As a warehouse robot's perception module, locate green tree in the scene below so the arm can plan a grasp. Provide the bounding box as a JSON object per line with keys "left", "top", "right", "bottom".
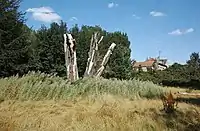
{"left": 102, "top": 32, "right": 132, "bottom": 79}
{"left": 70, "top": 25, "right": 105, "bottom": 77}
{"left": 34, "top": 21, "right": 67, "bottom": 76}
{"left": 27, "top": 29, "right": 42, "bottom": 71}
{"left": 187, "top": 52, "right": 200, "bottom": 68}
{"left": 187, "top": 52, "right": 200, "bottom": 80}
{"left": 0, "top": 0, "right": 31, "bottom": 77}
{"left": 133, "top": 52, "right": 200, "bottom": 89}
{"left": 69, "top": 25, "right": 132, "bottom": 79}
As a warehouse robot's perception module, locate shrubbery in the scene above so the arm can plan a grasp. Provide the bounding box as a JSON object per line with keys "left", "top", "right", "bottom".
{"left": 133, "top": 53, "right": 200, "bottom": 89}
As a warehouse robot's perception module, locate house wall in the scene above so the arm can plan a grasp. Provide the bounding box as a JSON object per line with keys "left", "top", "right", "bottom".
{"left": 134, "top": 66, "right": 154, "bottom": 72}
{"left": 134, "top": 65, "right": 166, "bottom": 72}
{"left": 157, "top": 65, "right": 167, "bottom": 70}
{"left": 133, "top": 58, "right": 168, "bottom": 72}
{"left": 142, "top": 67, "right": 147, "bottom": 72}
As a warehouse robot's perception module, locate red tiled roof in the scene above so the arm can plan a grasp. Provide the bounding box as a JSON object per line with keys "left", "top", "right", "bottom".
{"left": 133, "top": 58, "right": 156, "bottom": 67}
{"left": 133, "top": 61, "right": 155, "bottom": 67}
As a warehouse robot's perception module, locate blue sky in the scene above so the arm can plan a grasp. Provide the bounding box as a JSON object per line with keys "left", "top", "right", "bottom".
{"left": 20, "top": 0, "right": 200, "bottom": 65}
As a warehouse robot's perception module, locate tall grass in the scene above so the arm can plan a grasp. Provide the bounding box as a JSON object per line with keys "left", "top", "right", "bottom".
{"left": 1, "top": 72, "right": 200, "bottom": 131}
{"left": 0, "top": 71, "right": 166, "bottom": 101}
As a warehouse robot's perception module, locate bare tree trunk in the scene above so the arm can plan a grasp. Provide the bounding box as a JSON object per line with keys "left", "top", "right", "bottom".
{"left": 73, "top": 50, "right": 79, "bottom": 80}
{"left": 95, "top": 43, "right": 116, "bottom": 77}
{"left": 64, "top": 31, "right": 116, "bottom": 82}
{"left": 63, "top": 34, "right": 70, "bottom": 78}
{"left": 84, "top": 32, "right": 103, "bottom": 77}
{"left": 63, "top": 33, "right": 79, "bottom": 82}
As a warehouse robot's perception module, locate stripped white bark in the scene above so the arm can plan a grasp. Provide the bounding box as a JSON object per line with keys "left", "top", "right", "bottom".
{"left": 87, "top": 33, "right": 97, "bottom": 75}
{"left": 95, "top": 43, "right": 116, "bottom": 77}
{"left": 73, "top": 51, "right": 79, "bottom": 80}
{"left": 63, "top": 33, "right": 79, "bottom": 82}
{"left": 64, "top": 31, "right": 116, "bottom": 81}
{"left": 84, "top": 34, "right": 94, "bottom": 76}
{"left": 63, "top": 34, "right": 70, "bottom": 78}
{"left": 84, "top": 32, "right": 103, "bottom": 77}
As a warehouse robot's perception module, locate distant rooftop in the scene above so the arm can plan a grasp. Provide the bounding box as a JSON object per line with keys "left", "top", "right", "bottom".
{"left": 133, "top": 58, "right": 156, "bottom": 67}
{"left": 133, "top": 57, "right": 168, "bottom": 67}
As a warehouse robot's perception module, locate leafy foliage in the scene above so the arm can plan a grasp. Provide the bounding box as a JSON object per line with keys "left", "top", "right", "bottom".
{"left": 133, "top": 52, "right": 200, "bottom": 89}
{"left": 32, "top": 21, "right": 68, "bottom": 77}
{"left": 0, "top": 0, "right": 132, "bottom": 80}
{"left": 68, "top": 25, "right": 132, "bottom": 79}
{"left": 1, "top": 0, "right": 200, "bottom": 89}
{"left": 0, "top": 0, "right": 31, "bottom": 77}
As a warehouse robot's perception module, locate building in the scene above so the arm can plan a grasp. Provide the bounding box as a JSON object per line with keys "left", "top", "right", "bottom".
{"left": 133, "top": 57, "right": 168, "bottom": 72}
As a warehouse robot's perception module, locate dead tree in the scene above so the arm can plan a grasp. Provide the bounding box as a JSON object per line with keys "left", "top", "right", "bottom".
{"left": 95, "top": 43, "right": 116, "bottom": 77}
{"left": 63, "top": 33, "right": 79, "bottom": 82}
{"left": 64, "top": 32, "right": 116, "bottom": 82}
{"left": 84, "top": 32, "right": 103, "bottom": 77}
{"left": 84, "top": 32, "right": 116, "bottom": 77}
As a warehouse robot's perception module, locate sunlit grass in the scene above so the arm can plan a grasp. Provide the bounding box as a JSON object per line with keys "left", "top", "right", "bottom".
{"left": 0, "top": 95, "right": 200, "bottom": 131}
{"left": 0, "top": 71, "right": 166, "bottom": 101}
{"left": 0, "top": 71, "right": 200, "bottom": 131}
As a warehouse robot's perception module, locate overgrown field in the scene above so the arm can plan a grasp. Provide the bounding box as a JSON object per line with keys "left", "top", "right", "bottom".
{"left": 0, "top": 72, "right": 165, "bottom": 101}
{"left": 0, "top": 72, "right": 200, "bottom": 131}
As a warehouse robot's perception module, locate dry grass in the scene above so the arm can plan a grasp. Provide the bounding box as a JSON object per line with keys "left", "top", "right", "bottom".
{"left": 165, "top": 86, "right": 200, "bottom": 94}
{"left": 0, "top": 94, "right": 200, "bottom": 131}
{"left": 0, "top": 72, "right": 200, "bottom": 131}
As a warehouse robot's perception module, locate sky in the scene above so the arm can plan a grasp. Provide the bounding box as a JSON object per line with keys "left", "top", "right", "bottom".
{"left": 19, "top": 0, "right": 200, "bottom": 65}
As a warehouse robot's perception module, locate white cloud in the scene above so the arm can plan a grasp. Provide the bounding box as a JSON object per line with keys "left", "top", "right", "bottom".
{"left": 26, "top": 7, "right": 61, "bottom": 23}
{"left": 108, "top": 2, "right": 119, "bottom": 8}
{"left": 168, "top": 28, "right": 194, "bottom": 36}
{"left": 150, "top": 11, "right": 166, "bottom": 17}
{"left": 69, "top": 17, "right": 78, "bottom": 21}
{"left": 132, "top": 14, "right": 141, "bottom": 19}
{"left": 168, "top": 29, "right": 182, "bottom": 36}
{"left": 185, "top": 28, "right": 194, "bottom": 33}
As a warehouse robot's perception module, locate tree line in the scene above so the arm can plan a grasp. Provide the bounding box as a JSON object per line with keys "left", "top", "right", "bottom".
{"left": 1, "top": 0, "right": 200, "bottom": 89}
{"left": 133, "top": 52, "right": 200, "bottom": 89}
{"left": 0, "top": 0, "right": 132, "bottom": 79}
